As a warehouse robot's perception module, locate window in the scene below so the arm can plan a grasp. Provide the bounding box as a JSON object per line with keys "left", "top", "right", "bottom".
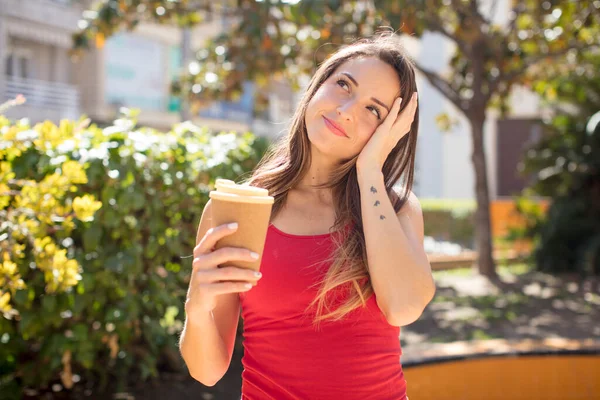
{"left": 6, "top": 50, "right": 33, "bottom": 79}
{"left": 6, "top": 55, "right": 13, "bottom": 76}
{"left": 19, "top": 56, "right": 29, "bottom": 78}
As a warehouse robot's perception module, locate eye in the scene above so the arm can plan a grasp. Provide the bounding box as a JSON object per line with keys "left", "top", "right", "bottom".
{"left": 367, "top": 105, "right": 382, "bottom": 120}
{"left": 336, "top": 79, "right": 350, "bottom": 92}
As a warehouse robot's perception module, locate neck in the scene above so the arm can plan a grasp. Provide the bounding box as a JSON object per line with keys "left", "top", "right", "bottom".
{"left": 295, "top": 145, "right": 337, "bottom": 204}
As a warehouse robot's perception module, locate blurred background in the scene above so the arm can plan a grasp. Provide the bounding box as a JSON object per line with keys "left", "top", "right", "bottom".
{"left": 1, "top": 0, "right": 599, "bottom": 399}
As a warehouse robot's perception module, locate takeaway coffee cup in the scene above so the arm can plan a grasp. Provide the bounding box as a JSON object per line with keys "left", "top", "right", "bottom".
{"left": 209, "top": 179, "right": 274, "bottom": 271}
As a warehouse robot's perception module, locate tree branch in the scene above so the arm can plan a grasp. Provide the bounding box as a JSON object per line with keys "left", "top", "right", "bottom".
{"left": 413, "top": 62, "right": 468, "bottom": 113}
{"left": 184, "top": 2, "right": 242, "bottom": 18}
{"left": 489, "top": 41, "right": 600, "bottom": 98}
{"left": 449, "top": 0, "right": 470, "bottom": 14}
{"left": 508, "top": 0, "right": 525, "bottom": 33}
{"left": 484, "top": 0, "right": 524, "bottom": 103}
{"left": 423, "top": 15, "right": 471, "bottom": 56}
{"left": 463, "top": 0, "right": 492, "bottom": 27}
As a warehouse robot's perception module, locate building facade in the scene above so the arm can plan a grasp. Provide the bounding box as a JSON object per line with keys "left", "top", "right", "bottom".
{"left": 0, "top": 0, "right": 278, "bottom": 134}
{"left": 0, "top": 0, "right": 82, "bottom": 121}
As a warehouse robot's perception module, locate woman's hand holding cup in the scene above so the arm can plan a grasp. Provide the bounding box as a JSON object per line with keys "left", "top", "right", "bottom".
{"left": 185, "top": 222, "right": 262, "bottom": 319}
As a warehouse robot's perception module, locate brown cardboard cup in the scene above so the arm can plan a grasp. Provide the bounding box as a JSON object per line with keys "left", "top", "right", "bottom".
{"left": 209, "top": 181, "right": 274, "bottom": 271}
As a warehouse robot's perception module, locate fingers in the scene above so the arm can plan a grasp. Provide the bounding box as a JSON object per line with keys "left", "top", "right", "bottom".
{"left": 410, "top": 92, "right": 418, "bottom": 114}
{"left": 394, "top": 92, "right": 418, "bottom": 134}
{"left": 194, "top": 222, "right": 239, "bottom": 257}
{"left": 196, "top": 265, "right": 262, "bottom": 284}
{"left": 199, "top": 281, "right": 255, "bottom": 296}
{"left": 193, "top": 247, "right": 259, "bottom": 271}
{"left": 403, "top": 92, "right": 418, "bottom": 122}
{"left": 384, "top": 97, "right": 403, "bottom": 129}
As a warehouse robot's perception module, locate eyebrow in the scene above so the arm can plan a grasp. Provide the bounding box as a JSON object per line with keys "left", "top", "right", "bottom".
{"left": 341, "top": 72, "right": 390, "bottom": 112}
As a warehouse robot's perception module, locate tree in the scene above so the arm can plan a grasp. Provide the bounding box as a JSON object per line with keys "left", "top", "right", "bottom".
{"left": 73, "top": 0, "right": 600, "bottom": 279}
{"left": 517, "top": 52, "right": 600, "bottom": 276}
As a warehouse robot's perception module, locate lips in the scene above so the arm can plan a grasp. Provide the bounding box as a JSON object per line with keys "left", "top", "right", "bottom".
{"left": 323, "top": 116, "right": 348, "bottom": 138}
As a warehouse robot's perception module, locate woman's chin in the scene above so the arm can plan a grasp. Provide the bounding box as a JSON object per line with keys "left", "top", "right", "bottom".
{"left": 308, "top": 135, "right": 335, "bottom": 156}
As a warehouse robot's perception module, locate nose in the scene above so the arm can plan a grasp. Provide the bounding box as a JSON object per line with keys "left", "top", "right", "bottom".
{"left": 336, "top": 100, "right": 356, "bottom": 121}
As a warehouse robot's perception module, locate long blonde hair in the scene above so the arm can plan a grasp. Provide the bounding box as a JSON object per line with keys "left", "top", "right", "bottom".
{"left": 245, "top": 33, "right": 419, "bottom": 325}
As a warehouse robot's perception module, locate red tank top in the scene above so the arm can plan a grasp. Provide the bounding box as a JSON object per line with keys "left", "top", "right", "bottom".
{"left": 239, "top": 224, "right": 407, "bottom": 399}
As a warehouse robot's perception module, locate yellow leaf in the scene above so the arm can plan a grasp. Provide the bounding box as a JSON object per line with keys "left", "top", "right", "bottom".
{"left": 3, "top": 126, "right": 18, "bottom": 141}
{"left": 72, "top": 195, "right": 102, "bottom": 222}
{"left": 546, "top": 86, "right": 557, "bottom": 101}
{"left": 61, "top": 160, "right": 88, "bottom": 184}
{"left": 0, "top": 183, "right": 10, "bottom": 208}
{"left": 0, "top": 291, "right": 10, "bottom": 310}
{"left": 0, "top": 260, "right": 17, "bottom": 275}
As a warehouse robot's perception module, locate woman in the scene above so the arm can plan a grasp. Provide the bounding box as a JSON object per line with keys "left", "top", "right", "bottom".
{"left": 181, "top": 33, "right": 436, "bottom": 399}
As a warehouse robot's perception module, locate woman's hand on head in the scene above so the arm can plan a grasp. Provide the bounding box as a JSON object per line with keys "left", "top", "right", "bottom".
{"left": 185, "top": 223, "right": 262, "bottom": 319}
{"left": 356, "top": 92, "right": 418, "bottom": 173}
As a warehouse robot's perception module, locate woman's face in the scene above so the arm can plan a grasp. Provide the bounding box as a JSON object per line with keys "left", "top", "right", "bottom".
{"left": 305, "top": 56, "right": 401, "bottom": 162}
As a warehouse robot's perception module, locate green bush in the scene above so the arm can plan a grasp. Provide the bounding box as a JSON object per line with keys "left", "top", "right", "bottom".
{"left": 420, "top": 200, "right": 475, "bottom": 249}
{"left": 517, "top": 111, "right": 600, "bottom": 275}
{"left": 517, "top": 53, "right": 600, "bottom": 276}
{"left": 0, "top": 109, "right": 267, "bottom": 397}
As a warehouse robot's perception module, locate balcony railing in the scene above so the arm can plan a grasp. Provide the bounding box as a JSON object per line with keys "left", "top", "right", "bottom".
{"left": 3, "top": 76, "right": 80, "bottom": 119}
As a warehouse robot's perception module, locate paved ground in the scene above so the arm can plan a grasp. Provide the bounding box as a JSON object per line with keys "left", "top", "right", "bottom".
{"left": 401, "top": 266, "right": 600, "bottom": 353}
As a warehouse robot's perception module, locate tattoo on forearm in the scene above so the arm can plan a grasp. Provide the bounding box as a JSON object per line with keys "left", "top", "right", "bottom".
{"left": 369, "top": 186, "right": 384, "bottom": 219}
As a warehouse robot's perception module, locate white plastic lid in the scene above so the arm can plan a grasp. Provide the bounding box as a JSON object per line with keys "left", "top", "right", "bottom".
{"left": 209, "top": 190, "right": 274, "bottom": 204}
{"left": 214, "top": 180, "right": 269, "bottom": 197}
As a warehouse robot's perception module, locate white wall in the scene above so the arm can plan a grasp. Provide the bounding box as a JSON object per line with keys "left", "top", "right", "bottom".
{"left": 441, "top": 111, "right": 476, "bottom": 199}
{"left": 405, "top": 32, "right": 448, "bottom": 198}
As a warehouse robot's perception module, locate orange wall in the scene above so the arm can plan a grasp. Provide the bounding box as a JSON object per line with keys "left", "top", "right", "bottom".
{"left": 404, "top": 355, "right": 600, "bottom": 400}
{"left": 490, "top": 199, "right": 549, "bottom": 240}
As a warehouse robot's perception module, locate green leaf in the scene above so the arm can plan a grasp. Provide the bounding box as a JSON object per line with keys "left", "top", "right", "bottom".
{"left": 73, "top": 323, "right": 88, "bottom": 342}
{"left": 13, "top": 288, "right": 30, "bottom": 307}
{"left": 41, "top": 295, "right": 57, "bottom": 313}
{"left": 18, "top": 311, "right": 38, "bottom": 339}
{"left": 83, "top": 222, "right": 103, "bottom": 253}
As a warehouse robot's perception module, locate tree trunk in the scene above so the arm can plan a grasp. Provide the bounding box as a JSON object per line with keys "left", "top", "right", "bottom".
{"left": 469, "top": 114, "right": 498, "bottom": 279}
